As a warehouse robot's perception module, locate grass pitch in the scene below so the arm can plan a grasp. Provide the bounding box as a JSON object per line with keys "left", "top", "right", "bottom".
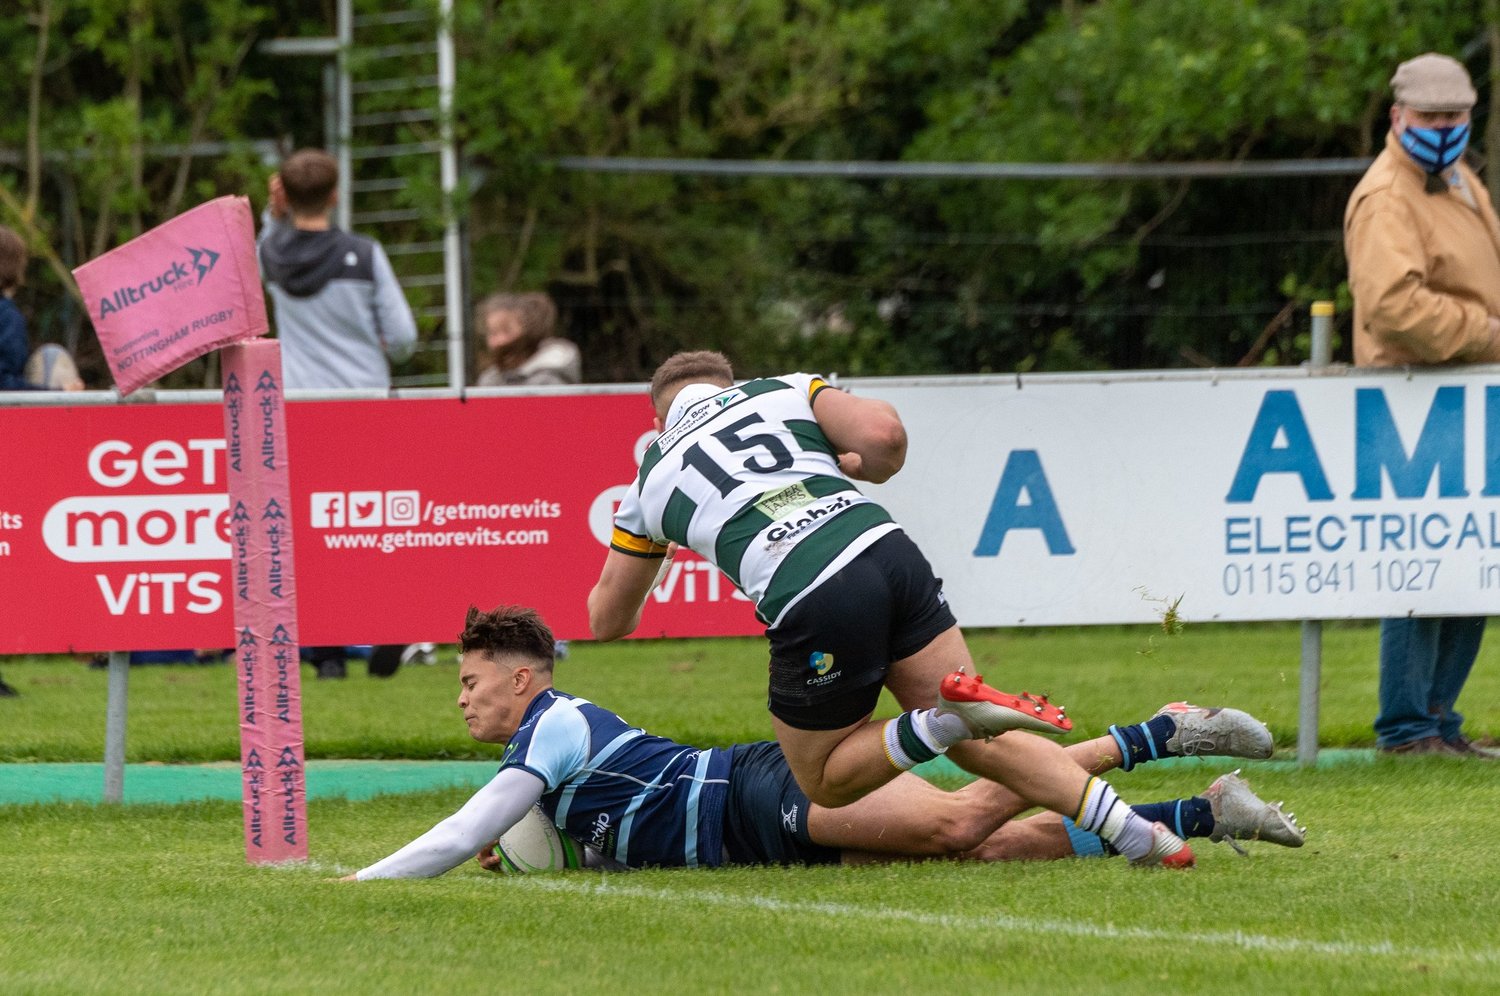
{"left": 4, "top": 621, "right": 1500, "bottom": 993}
{"left": 5, "top": 764, "right": 1498, "bottom": 994}
{"left": 6, "top": 620, "right": 1498, "bottom": 763}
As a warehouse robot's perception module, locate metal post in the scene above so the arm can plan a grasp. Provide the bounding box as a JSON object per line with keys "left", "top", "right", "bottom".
{"left": 438, "top": 0, "right": 465, "bottom": 389}
{"left": 1297, "top": 621, "right": 1322, "bottom": 767}
{"left": 1309, "top": 300, "right": 1334, "bottom": 366}
{"left": 335, "top": 0, "right": 353, "bottom": 233}
{"left": 322, "top": 63, "right": 339, "bottom": 161}
{"left": 103, "top": 651, "right": 129, "bottom": 802}
{"left": 1298, "top": 300, "right": 1335, "bottom": 766}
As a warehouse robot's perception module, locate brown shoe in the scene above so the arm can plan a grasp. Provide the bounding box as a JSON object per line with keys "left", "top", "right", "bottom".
{"left": 1444, "top": 736, "right": 1500, "bottom": 760}
{"left": 1379, "top": 736, "right": 1455, "bottom": 755}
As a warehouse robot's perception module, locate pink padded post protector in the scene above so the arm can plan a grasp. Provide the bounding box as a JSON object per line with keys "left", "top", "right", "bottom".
{"left": 73, "top": 195, "right": 268, "bottom": 395}
{"left": 222, "top": 340, "right": 307, "bottom": 863}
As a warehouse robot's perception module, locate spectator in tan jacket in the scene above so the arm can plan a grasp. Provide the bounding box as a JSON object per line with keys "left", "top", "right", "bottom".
{"left": 1344, "top": 52, "right": 1500, "bottom": 758}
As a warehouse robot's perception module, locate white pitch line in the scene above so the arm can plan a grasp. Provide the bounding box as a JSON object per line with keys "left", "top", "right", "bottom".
{"left": 505, "top": 875, "right": 1500, "bottom": 966}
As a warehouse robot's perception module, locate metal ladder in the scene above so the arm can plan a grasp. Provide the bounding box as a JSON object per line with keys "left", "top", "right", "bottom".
{"left": 265, "top": 0, "right": 466, "bottom": 388}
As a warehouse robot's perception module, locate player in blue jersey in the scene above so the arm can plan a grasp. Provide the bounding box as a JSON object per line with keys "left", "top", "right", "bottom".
{"left": 345, "top": 606, "right": 1303, "bottom": 880}
{"left": 588, "top": 352, "right": 1193, "bottom": 865}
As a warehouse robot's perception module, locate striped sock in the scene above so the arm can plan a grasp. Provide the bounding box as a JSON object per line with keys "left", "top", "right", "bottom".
{"left": 1073, "top": 776, "right": 1154, "bottom": 861}
{"left": 882, "top": 710, "right": 958, "bottom": 770}
{"left": 1107, "top": 714, "right": 1176, "bottom": 771}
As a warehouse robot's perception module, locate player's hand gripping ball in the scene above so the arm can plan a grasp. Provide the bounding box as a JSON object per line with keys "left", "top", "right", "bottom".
{"left": 490, "top": 805, "right": 583, "bottom": 873}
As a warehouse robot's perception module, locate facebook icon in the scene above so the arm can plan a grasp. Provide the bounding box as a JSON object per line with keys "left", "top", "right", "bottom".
{"left": 309, "top": 492, "right": 346, "bottom": 528}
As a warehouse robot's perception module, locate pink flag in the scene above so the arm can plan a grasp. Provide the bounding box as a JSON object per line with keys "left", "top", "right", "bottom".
{"left": 72, "top": 195, "right": 268, "bottom": 395}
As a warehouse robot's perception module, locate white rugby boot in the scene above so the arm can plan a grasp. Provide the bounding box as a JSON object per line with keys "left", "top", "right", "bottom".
{"left": 1153, "top": 702, "right": 1274, "bottom": 759}
{"left": 1204, "top": 769, "right": 1307, "bottom": 853}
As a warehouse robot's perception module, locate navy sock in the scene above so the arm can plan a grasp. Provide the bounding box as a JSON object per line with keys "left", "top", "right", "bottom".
{"left": 1129, "top": 797, "right": 1214, "bottom": 839}
{"left": 1107, "top": 714, "right": 1178, "bottom": 771}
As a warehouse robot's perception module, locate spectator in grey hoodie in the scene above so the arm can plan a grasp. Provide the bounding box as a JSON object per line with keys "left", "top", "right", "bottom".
{"left": 258, "top": 150, "right": 419, "bottom": 680}
{"left": 258, "top": 149, "right": 417, "bottom": 391}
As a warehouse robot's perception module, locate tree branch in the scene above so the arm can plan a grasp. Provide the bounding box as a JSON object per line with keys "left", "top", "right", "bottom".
{"left": 501, "top": 205, "right": 539, "bottom": 289}
{"left": 25, "top": 0, "right": 53, "bottom": 222}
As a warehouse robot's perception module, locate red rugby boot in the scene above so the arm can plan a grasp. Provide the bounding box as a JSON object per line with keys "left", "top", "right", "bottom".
{"left": 936, "top": 671, "right": 1072, "bottom": 738}
{"left": 1131, "top": 821, "right": 1197, "bottom": 869}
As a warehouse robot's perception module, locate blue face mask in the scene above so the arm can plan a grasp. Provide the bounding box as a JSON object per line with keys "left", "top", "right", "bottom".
{"left": 1400, "top": 121, "right": 1470, "bottom": 173}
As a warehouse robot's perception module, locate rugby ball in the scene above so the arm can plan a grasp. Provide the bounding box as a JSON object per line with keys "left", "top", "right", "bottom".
{"left": 493, "top": 805, "right": 583, "bottom": 874}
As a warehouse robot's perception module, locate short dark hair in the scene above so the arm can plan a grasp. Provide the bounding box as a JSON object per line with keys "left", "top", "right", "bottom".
{"left": 0, "top": 225, "right": 27, "bottom": 294}
{"left": 649, "top": 350, "right": 734, "bottom": 417}
{"left": 459, "top": 604, "right": 556, "bottom": 674}
{"left": 279, "top": 149, "right": 339, "bottom": 216}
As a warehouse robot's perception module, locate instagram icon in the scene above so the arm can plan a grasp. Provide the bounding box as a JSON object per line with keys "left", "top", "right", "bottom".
{"left": 385, "top": 490, "right": 421, "bottom": 526}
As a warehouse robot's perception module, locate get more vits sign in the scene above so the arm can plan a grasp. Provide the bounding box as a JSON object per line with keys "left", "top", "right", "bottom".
{"left": 0, "top": 402, "right": 239, "bottom": 652}
{"left": 41, "top": 435, "right": 230, "bottom": 617}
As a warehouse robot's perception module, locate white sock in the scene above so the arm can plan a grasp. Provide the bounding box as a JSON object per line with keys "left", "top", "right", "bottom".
{"left": 1074, "top": 776, "right": 1154, "bottom": 861}
{"left": 914, "top": 709, "right": 972, "bottom": 750}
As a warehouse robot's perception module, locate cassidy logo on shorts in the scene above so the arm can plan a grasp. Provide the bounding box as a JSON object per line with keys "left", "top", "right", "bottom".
{"left": 805, "top": 651, "right": 841, "bottom": 687}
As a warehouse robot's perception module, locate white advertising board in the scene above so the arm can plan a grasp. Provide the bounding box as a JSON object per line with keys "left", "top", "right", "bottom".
{"left": 853, "top": 368, "right": 1500, "bottom": 626}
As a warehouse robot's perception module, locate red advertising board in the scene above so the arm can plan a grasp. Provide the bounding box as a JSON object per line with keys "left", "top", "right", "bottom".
{"left": 0, "top": 393, "right": 760, "bottom": 653}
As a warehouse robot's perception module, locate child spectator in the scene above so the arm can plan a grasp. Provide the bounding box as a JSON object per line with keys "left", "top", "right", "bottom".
{"left": 474, "top": 291, "right": 580, "bottom": 386}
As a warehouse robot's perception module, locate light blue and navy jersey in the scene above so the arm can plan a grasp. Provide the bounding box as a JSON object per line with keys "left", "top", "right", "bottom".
{"left": 610, "top": 374, "right": 898, "bottom": 627}
{"left": 501, "top": 689, "right": 732, "bottom": 868}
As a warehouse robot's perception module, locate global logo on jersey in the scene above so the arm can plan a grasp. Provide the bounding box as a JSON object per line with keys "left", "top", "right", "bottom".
{"left": 96, "top": 246, "right": 222, "bottom": 319}
{"left": 765, "top": 494, "right": 856, "bottom": 543}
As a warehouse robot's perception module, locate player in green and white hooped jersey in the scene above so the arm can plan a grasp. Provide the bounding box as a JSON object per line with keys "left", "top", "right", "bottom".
{"left": 588, "top": 351, "right": 1184, "bottom": 865}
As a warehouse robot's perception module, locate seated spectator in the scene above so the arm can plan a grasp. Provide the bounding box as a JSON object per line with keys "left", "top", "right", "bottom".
{"left": 0, "top": 225, "right": 83, "bottom": 392}
{"left": 474, "top": 292, "right": 580, "bottom": 386}
{"left": 24, "top": 343, "right": 82, "bottom": 391}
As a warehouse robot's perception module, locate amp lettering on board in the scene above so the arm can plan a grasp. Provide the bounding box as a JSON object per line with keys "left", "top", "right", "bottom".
{"left": 1222, "top": 385, "right": 1500, "bottom": 567}
{"left": 1225, "top": 386, "right": 1500, "bottom": 503}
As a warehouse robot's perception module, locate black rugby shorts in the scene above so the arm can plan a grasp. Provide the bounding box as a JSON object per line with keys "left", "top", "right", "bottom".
{"left": 765, "top": 529, "right": 957, "bottom": 730}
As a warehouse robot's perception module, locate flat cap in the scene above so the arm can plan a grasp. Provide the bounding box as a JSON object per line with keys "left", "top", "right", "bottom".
{"left": 1391, "top": 53, "right": 1476, "bottom": 112}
